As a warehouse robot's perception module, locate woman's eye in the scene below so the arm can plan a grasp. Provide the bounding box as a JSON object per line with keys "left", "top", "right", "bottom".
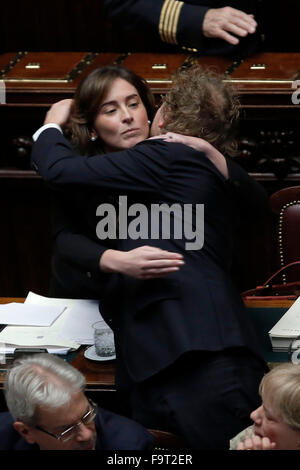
{"left": 265, "top": 414, "right": 274, "bottom": 422}
{"left": 104, "top": 108, "right": 116, "bottom": 114}
{"left": 129, "top": 102, "right": 138, "bottom": 108}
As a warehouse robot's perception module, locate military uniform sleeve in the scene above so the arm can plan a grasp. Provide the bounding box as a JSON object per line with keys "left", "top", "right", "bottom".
{"left": 103, "top": 0, "right": 208, "bottom": 52}
{"left": 103, "top": 0, "right": 260, "bottom": 55}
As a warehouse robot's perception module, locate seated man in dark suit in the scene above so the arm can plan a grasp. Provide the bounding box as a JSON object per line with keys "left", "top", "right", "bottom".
{"left": 0, "top": 353, "right": 153, "bottom": 450}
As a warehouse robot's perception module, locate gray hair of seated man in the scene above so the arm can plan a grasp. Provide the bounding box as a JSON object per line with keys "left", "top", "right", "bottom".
{"left": 4, "top": 353, "right": 86, "bottom": 427}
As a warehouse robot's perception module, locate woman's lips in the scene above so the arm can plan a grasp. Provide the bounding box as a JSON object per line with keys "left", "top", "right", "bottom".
{"left": 122, "top": 128, "right": 139, "bottom": 135}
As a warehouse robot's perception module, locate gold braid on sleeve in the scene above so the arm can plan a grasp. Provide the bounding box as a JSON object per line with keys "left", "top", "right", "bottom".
{"left": 159, "top": 0, "right": 183, "bottom": 45}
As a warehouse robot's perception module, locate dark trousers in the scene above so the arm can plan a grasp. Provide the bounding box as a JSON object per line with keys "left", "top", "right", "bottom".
{"left": 130, "top": 348, "right": 267, "bottom": 450}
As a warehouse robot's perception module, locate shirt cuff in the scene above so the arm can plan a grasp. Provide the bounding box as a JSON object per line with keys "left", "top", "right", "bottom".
{"left": 32, "top": 123, "right": 62, "bottom": 141}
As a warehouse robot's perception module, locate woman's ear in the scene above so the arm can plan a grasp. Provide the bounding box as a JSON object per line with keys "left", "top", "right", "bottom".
{"left": 90, "top": 129, "right": 98, "bottom": 141}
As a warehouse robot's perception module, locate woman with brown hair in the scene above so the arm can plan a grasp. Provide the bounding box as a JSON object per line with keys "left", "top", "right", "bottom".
{"left": 71, "top": 65, "right": 155, "bottom": 156}
{"left": 49, "top": 65, "right": 184, "bottom": 299}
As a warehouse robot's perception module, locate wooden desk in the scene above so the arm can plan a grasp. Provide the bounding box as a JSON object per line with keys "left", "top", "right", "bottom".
{"left": 0, "top": 298, "right": 115, "bottom": 391}
{"left": 0, "top": 296, "right": 294, "bottom": 391}
{"left": 243, "top": 298, "right": 294, "bottom": 309}
{"left": 70, "top": 348, "right": 115, "bottom": 391}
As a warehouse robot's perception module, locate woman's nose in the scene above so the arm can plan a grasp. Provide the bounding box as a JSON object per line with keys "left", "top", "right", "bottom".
{"left": 121, "top": 107, "right": 133, "bottom": 123}
{"left": 250, "top": 405, "right": 263, "bottom": 424}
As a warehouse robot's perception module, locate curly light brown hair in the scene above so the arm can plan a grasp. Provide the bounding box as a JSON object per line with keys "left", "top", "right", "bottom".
{"left": 161, "top": 65, "right": 240, "bottom": 156}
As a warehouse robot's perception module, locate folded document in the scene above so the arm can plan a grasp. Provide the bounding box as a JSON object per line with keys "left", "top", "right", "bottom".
{"left": 0, "top": 292, "right": 107, "bottom": 354}
{"left": 269, "top": 296, "right": 300, "bottom": 350}
{"left": 0, "top": 302, "right": 65, "bottom": 326}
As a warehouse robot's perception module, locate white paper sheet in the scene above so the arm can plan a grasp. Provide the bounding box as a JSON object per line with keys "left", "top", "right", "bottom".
{"left": 0, "top": 303, "right": 65, "bottom": 326}
{"left": 26, "top": 291, "right": 109, "bottom": 345}
{"left": 269, "top": 296, "right": 300, "bottom": 337}
{"left": 0, "top": 324, "right": 79, "bottom": 349}
{"left": 0, "top": 292, "right": 109, "bottom": 350}
{"left": 0, "top": 293, "right": 80, "bottom": 350}
{"left": 60, "top": 305, "right": 108, "bottom": 345}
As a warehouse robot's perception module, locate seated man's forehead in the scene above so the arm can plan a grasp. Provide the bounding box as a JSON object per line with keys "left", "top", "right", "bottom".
{"left": 37, "top": 391, "right": 89, "bottom": 430}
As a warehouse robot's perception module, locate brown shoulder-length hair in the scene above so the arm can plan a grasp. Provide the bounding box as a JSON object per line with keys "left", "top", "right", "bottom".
{"left": 162, "top": 65, "right": 240, "bottom": 157}
{"left": 71, "top": 65, "right": 156, "bottom": 155}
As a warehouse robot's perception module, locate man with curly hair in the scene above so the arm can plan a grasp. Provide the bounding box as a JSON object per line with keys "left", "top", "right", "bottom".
{"left": 152, "top": 66, "right": 240, "bottom": 157}
{"left": 31, "top": 65, "right": 269, "bottom": 449}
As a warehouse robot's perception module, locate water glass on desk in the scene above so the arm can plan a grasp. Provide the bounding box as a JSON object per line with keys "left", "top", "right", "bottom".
{"left": 92, "top": 321, "right": 115, "bottom": 357}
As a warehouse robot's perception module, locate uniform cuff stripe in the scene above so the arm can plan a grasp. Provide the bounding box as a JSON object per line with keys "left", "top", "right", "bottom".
{"left": 159, "top": 0, "right": 184, "bottom": 45}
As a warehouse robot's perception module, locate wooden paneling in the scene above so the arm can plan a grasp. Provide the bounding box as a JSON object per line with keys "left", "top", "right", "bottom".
{"left": 0, "top": 176, "right": 52, "bottom": 297}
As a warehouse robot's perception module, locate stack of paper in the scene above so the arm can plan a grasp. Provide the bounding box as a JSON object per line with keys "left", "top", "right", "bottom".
{"left": 0, "top": 292, "right": 109, "bottom": 355}
{"left": 0, "top": 303, "right": 65, "bottom": 326}
{"left": 269, "top": 296, "right": 300, "bottom": 351}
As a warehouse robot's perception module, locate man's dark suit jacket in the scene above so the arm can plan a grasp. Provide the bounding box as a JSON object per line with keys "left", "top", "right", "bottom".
{"left": 0, "top": 409, "right": 154, "bottom": 450}
{"left": 31, "top": 130, "right": 269, "bottom": 386}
